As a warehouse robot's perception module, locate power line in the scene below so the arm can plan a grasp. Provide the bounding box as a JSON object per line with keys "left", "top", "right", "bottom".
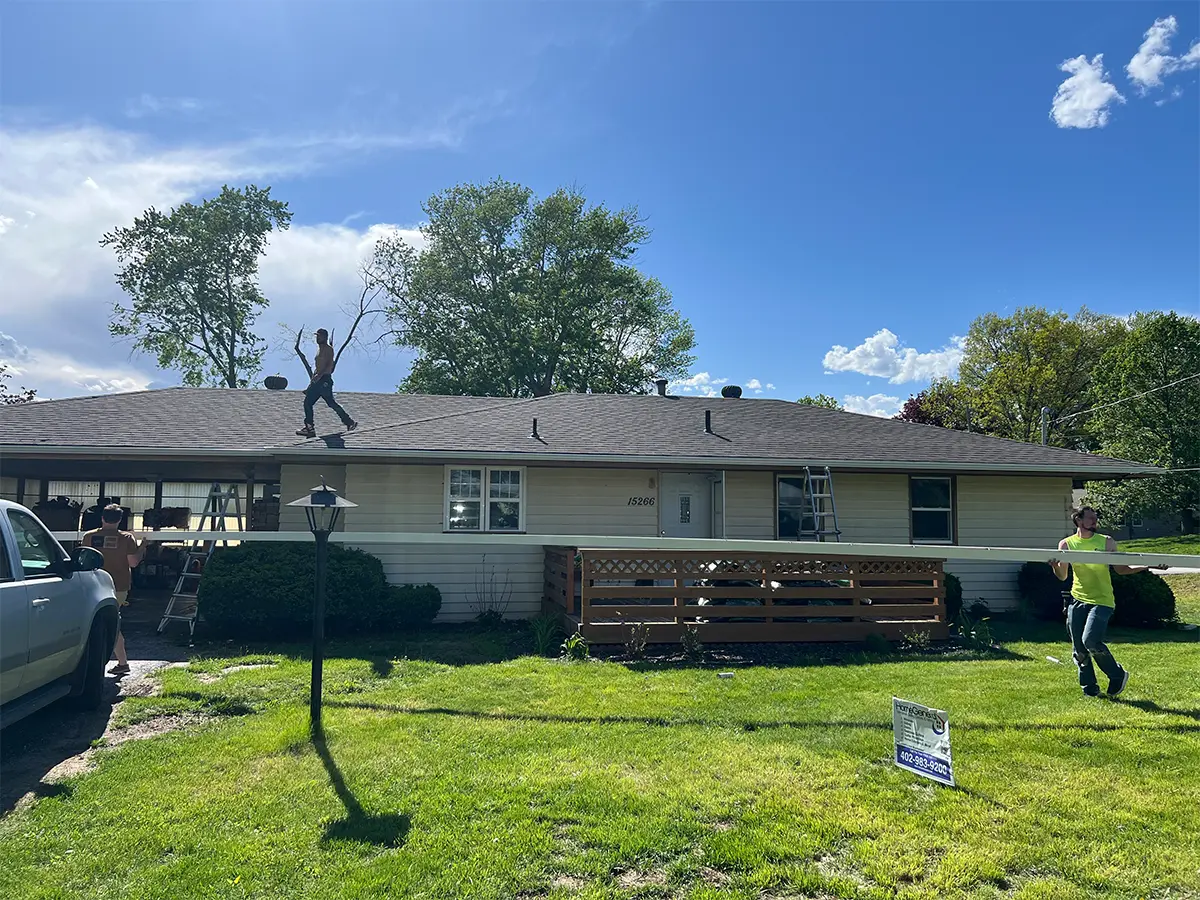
{"left": 1053, "top": 371, "right": 1200, "bottom": 424}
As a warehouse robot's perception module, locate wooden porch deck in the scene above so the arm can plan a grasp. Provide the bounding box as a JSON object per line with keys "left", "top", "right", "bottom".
{"left": 544, "top": 547, "right": 948, "bottom": 643}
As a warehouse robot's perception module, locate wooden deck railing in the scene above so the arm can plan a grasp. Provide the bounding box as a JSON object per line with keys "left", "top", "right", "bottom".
{"left": 545, "top": 547, "right": 946, "bottom": 643}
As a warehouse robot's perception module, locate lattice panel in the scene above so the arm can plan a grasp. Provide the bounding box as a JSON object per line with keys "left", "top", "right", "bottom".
{"left": 854, "top": 560, "right": 942, "bottom": 576}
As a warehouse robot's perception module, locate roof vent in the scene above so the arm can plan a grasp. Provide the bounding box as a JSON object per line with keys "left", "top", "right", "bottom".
{"left": 530, "top": 417, "right": 540, "bottom": 439}
{"left": 264, "top": 375, "right": 288, "bottom": 391}
{"left": 654, "top": 379, "right": 669, "bottom": 396}
{"left": 704, "top": 409, "right": 713, "bottom": 434}
{"left": 721, "top": 385, "right": 742, "bottom": 399}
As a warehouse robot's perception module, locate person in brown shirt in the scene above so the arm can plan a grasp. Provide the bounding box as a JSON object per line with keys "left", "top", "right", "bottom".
{"left": 81, "top": 504, "right": 144, "bottom": 676}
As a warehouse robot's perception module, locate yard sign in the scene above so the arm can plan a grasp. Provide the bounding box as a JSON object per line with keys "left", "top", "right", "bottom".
{"left": 892, "top": 697, "right": 954, "bottom": 786}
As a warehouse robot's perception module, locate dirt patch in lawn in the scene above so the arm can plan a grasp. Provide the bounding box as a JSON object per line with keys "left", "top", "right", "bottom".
{"left": 6, "top": 712, "right": 212, "bottom": 815}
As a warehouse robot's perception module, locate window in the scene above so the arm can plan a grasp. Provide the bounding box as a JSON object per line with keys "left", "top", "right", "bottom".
{"left": 446, "top": 467, "right": 524, "bottom": 532}
{"left": 6, "top": 509, "right": 65, "bottom": 578}
{"left": 777, "top": 476, "right": 817, "bottom": 539}
{"left": 910, "top": 477, "right": 955, "bottom": 544}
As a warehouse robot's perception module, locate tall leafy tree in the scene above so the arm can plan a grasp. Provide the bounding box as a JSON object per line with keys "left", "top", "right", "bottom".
{"left": 955, "top": 306, "right": 1125, "bottom": 448}
{"left": 795, "top": 394, "right": 842, "bottom": 409}
{"left": 0, "top": 364, "right": 36, "bottom": 405}
{"left": 101, "top": 185, "right": 292, "bottom": 388}
{"left": 894, "top": 378, "right": 977, "bottom": 430}
{"left": 1084, "top": 312, "right": 1200, "bottom": 528}
{"left": 376, "top": 179, "right": 695, "bottom": 397}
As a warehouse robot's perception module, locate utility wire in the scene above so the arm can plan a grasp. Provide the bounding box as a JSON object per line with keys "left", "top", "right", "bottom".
{"left": 1053, "top": 371, "right": 1200, "bottom": 424}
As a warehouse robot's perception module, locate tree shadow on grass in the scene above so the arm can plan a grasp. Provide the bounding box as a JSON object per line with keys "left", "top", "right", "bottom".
{"left": 312, "top": 732, "right": 410, "bottom": 849}
{"left": 325, "top": 700, "right": 1200, "bottom": 735}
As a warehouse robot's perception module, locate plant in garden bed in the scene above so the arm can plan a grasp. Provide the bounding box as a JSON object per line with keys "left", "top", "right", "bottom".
{"left": 472, "top": 556, "right": 512, "bottom": 628}
{"left": 560, "top": 630, "right": 589, "bottom": 661}
{"left": 680, "top": 624, "right": 703, "bottom": 662}
{"left": 623, "top": 621, "right": 651, "bottom": 660}
{"left": 529, "top": 614, "right": 563, "bottom": 657}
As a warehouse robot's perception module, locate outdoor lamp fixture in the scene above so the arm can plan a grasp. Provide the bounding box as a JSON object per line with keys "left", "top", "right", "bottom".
{"left": 288, "top": 478, "right": 357, "bottom": 734}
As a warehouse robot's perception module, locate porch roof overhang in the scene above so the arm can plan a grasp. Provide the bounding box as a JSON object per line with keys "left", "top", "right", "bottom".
{"left": 0, "top": 443, "right": 1162, "bottom": 480}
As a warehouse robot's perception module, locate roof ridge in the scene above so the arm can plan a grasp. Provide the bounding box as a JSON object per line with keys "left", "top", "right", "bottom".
{"left": 283, "top": 395, "right": 536, "bottom": 448}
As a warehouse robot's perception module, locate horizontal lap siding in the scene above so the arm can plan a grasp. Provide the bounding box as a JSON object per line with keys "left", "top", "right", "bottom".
{"left": 526, "top": 468, "right": 659, "bottom": 537}
{"left": 831, "top": 473, "right": 910, "bottom": 544}
{"left": 725, "top": 471, "right": 775, "bottom": 539}
{"left": 341, "top": 464, "right": 659, "bottom": 622}
{"left": 950, "top": 475, "right": 1072, "bottom": 610}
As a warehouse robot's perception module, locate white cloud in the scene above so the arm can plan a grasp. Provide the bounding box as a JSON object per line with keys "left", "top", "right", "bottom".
{"left": 841, "top": 393, "right": 902, "bottom": 418}
{"left": 0, "top": 122, "right": 442, "bottom": 398}
{"left": 823, "top": 329, "right": 964, "bottom": 384}
{"left": 125, "top": 94, "right": 203, "bottom": 118}
{"left": 1156, "top": 86, "right": 1186, "bottom": 107}
{"left": 1126, "top": 16, "right": 1200, "bottom": 93}
{"left": 0, "top": 331, "right": 154, "bottom": 399}
{"left": 669, "top": 372, "right": 729, "bottom": 398}
{"left": 1050, "top": 54, "right": 1125, "bottom": 129}
{"left": 745, "top": 378, "right": 762, "bottom": 390}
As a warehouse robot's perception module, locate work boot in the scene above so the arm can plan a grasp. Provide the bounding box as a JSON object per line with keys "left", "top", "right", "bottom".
{"left": 345, "top": 420, "right": 358, "bottom": 432}
{"left": 1107, "top": 667, "right": 1130, "bottom": 697}
{"left": 296, "top": 424, "right": 316, "bottom": 437}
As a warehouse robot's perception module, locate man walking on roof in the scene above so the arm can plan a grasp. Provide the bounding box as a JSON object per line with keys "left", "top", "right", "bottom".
{"left": 1050, "top": 506, "right": 1164, "bottom": 698}
{"left": 297, "top": 328, "right": 357, "bottom": 438}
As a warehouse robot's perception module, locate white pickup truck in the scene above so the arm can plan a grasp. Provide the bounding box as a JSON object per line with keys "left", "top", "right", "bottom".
{"left": 0, "top": 499, "right": 120, "bottom": 728}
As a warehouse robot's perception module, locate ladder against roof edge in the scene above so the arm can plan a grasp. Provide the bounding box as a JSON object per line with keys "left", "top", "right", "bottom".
{"left": 158, "top": 483, "right": 243, "bottom": 637}
{"left": 796, "top": 466, "right": 841, "bottom": 542}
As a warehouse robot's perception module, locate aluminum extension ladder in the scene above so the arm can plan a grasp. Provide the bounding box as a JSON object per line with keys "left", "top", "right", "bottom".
{"left": 796, "top": 466, "right": 842, "bottom": 542}
{"left": 158, "top": 483, "right": 242, "bottom": 637}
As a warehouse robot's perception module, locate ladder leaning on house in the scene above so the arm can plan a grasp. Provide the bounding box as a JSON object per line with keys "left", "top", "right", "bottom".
{"left": 158, "top": 483, "right": 243, "bottom": 637}
{"left": 796, "top": 466, "right": 841, "bottom": 542}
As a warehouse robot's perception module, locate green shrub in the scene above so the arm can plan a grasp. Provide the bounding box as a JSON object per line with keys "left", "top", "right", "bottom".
{"left": 1112, "top": 571, "right": 1176, "bottom": 627}
{"left": 1018, "top": 562, "right": 1069, "bottom": 621}
{"left": 1018, "top": 561, "right": 1177, "bottom": 627}
{"left": 680, "top": 624, "right": 703, "bottom": 662}
{"left": 943, "top": 572, "right": 963, "bottom": 621}
{"left": 199, "top": 542, "right": 388, "bottom": 638}
{"left": 389, "top": 583, "right": 442, "bottom": 629}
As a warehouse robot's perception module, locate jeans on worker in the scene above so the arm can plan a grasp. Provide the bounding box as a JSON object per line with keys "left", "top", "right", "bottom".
{"left": 1067, "top": 600, "right": 1122, "bottom": 692}
{"left": 303, "top": 376, "right": 352, "bottom": 427}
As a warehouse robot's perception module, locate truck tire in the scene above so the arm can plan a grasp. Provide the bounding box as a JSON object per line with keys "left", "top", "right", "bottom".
{"left": 71, "top": 616, "right": 115, "bottom": 709}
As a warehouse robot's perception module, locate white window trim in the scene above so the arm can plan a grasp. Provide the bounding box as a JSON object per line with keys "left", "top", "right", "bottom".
{"left": 444, "top": 465, "right": 527, "bottom": 533}
{"left": 910, "top": 476, "right": 955, "bottom": 545}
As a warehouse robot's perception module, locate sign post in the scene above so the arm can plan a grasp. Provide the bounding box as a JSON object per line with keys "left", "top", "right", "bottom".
{"left": 892, "top": 697, "right": 954, "bottom": 786}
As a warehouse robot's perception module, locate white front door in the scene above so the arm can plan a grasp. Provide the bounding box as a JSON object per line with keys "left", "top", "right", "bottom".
{"left": 659, "top": 473, "right": 713, "bottom": 539}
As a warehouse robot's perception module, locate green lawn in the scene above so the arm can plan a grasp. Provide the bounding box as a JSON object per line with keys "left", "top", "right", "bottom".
{"left": 2, "top": 617, "right": 1198, "bottom": 900}
{"left": 1119, "top": 533, "right": 1200, "bottom": 555}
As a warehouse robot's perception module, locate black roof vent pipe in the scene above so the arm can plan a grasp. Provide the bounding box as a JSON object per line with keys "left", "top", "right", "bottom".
{"left": 530, "top": 418, "right": 540, "bottom": 439}
{"left": 704, "top": 410, "right": 713, "bottom": 434}
{"left": 655, "top": 379, "right": 669, "bottom": 396}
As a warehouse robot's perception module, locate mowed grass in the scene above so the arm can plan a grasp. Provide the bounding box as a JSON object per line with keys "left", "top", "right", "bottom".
{"left": 1120, "top": 533, "right": 1200, "bottom": 556}
{"left": 2, "top": 617, "right": 1199, "bottom": 900}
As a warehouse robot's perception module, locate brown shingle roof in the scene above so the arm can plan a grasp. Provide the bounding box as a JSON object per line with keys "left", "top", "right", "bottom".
{"left": 0, "top": 387, "right": 1156, "bottom": 475}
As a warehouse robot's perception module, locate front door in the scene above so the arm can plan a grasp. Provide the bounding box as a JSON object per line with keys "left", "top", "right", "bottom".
{"left": 659, "top": 473, "right": 713, "bottom": 539}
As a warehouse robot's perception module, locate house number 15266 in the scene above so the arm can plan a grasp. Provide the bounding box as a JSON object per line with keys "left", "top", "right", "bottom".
{"left": 627, "top": 497, "right": 656, "bottom": 506}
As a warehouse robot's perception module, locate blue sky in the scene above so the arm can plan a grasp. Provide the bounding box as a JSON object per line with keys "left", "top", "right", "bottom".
{"left": 1, "top": 2, "right": 1197, "bottom": 414}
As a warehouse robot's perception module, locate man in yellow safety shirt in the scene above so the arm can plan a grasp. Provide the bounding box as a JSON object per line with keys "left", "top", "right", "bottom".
{"left": 1050, "top": 506, "right": 1165, "bottom": 698}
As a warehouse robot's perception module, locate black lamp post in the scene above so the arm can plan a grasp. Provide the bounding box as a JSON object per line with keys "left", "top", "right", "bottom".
{"left": 288, "top": 478, "right": 357, "bottom": 735}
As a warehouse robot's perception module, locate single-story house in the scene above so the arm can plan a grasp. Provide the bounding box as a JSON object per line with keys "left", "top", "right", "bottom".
{"left": 0, "top": 386, "right": 1160, "bottom": 620}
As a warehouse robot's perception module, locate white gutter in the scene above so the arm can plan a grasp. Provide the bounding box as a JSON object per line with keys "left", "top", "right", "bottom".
{"left": 48, "top": 529, "right": 1199, "bottom": 568}
{"left": 7, "top": 444, "right": 1159, "bottom": 477}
